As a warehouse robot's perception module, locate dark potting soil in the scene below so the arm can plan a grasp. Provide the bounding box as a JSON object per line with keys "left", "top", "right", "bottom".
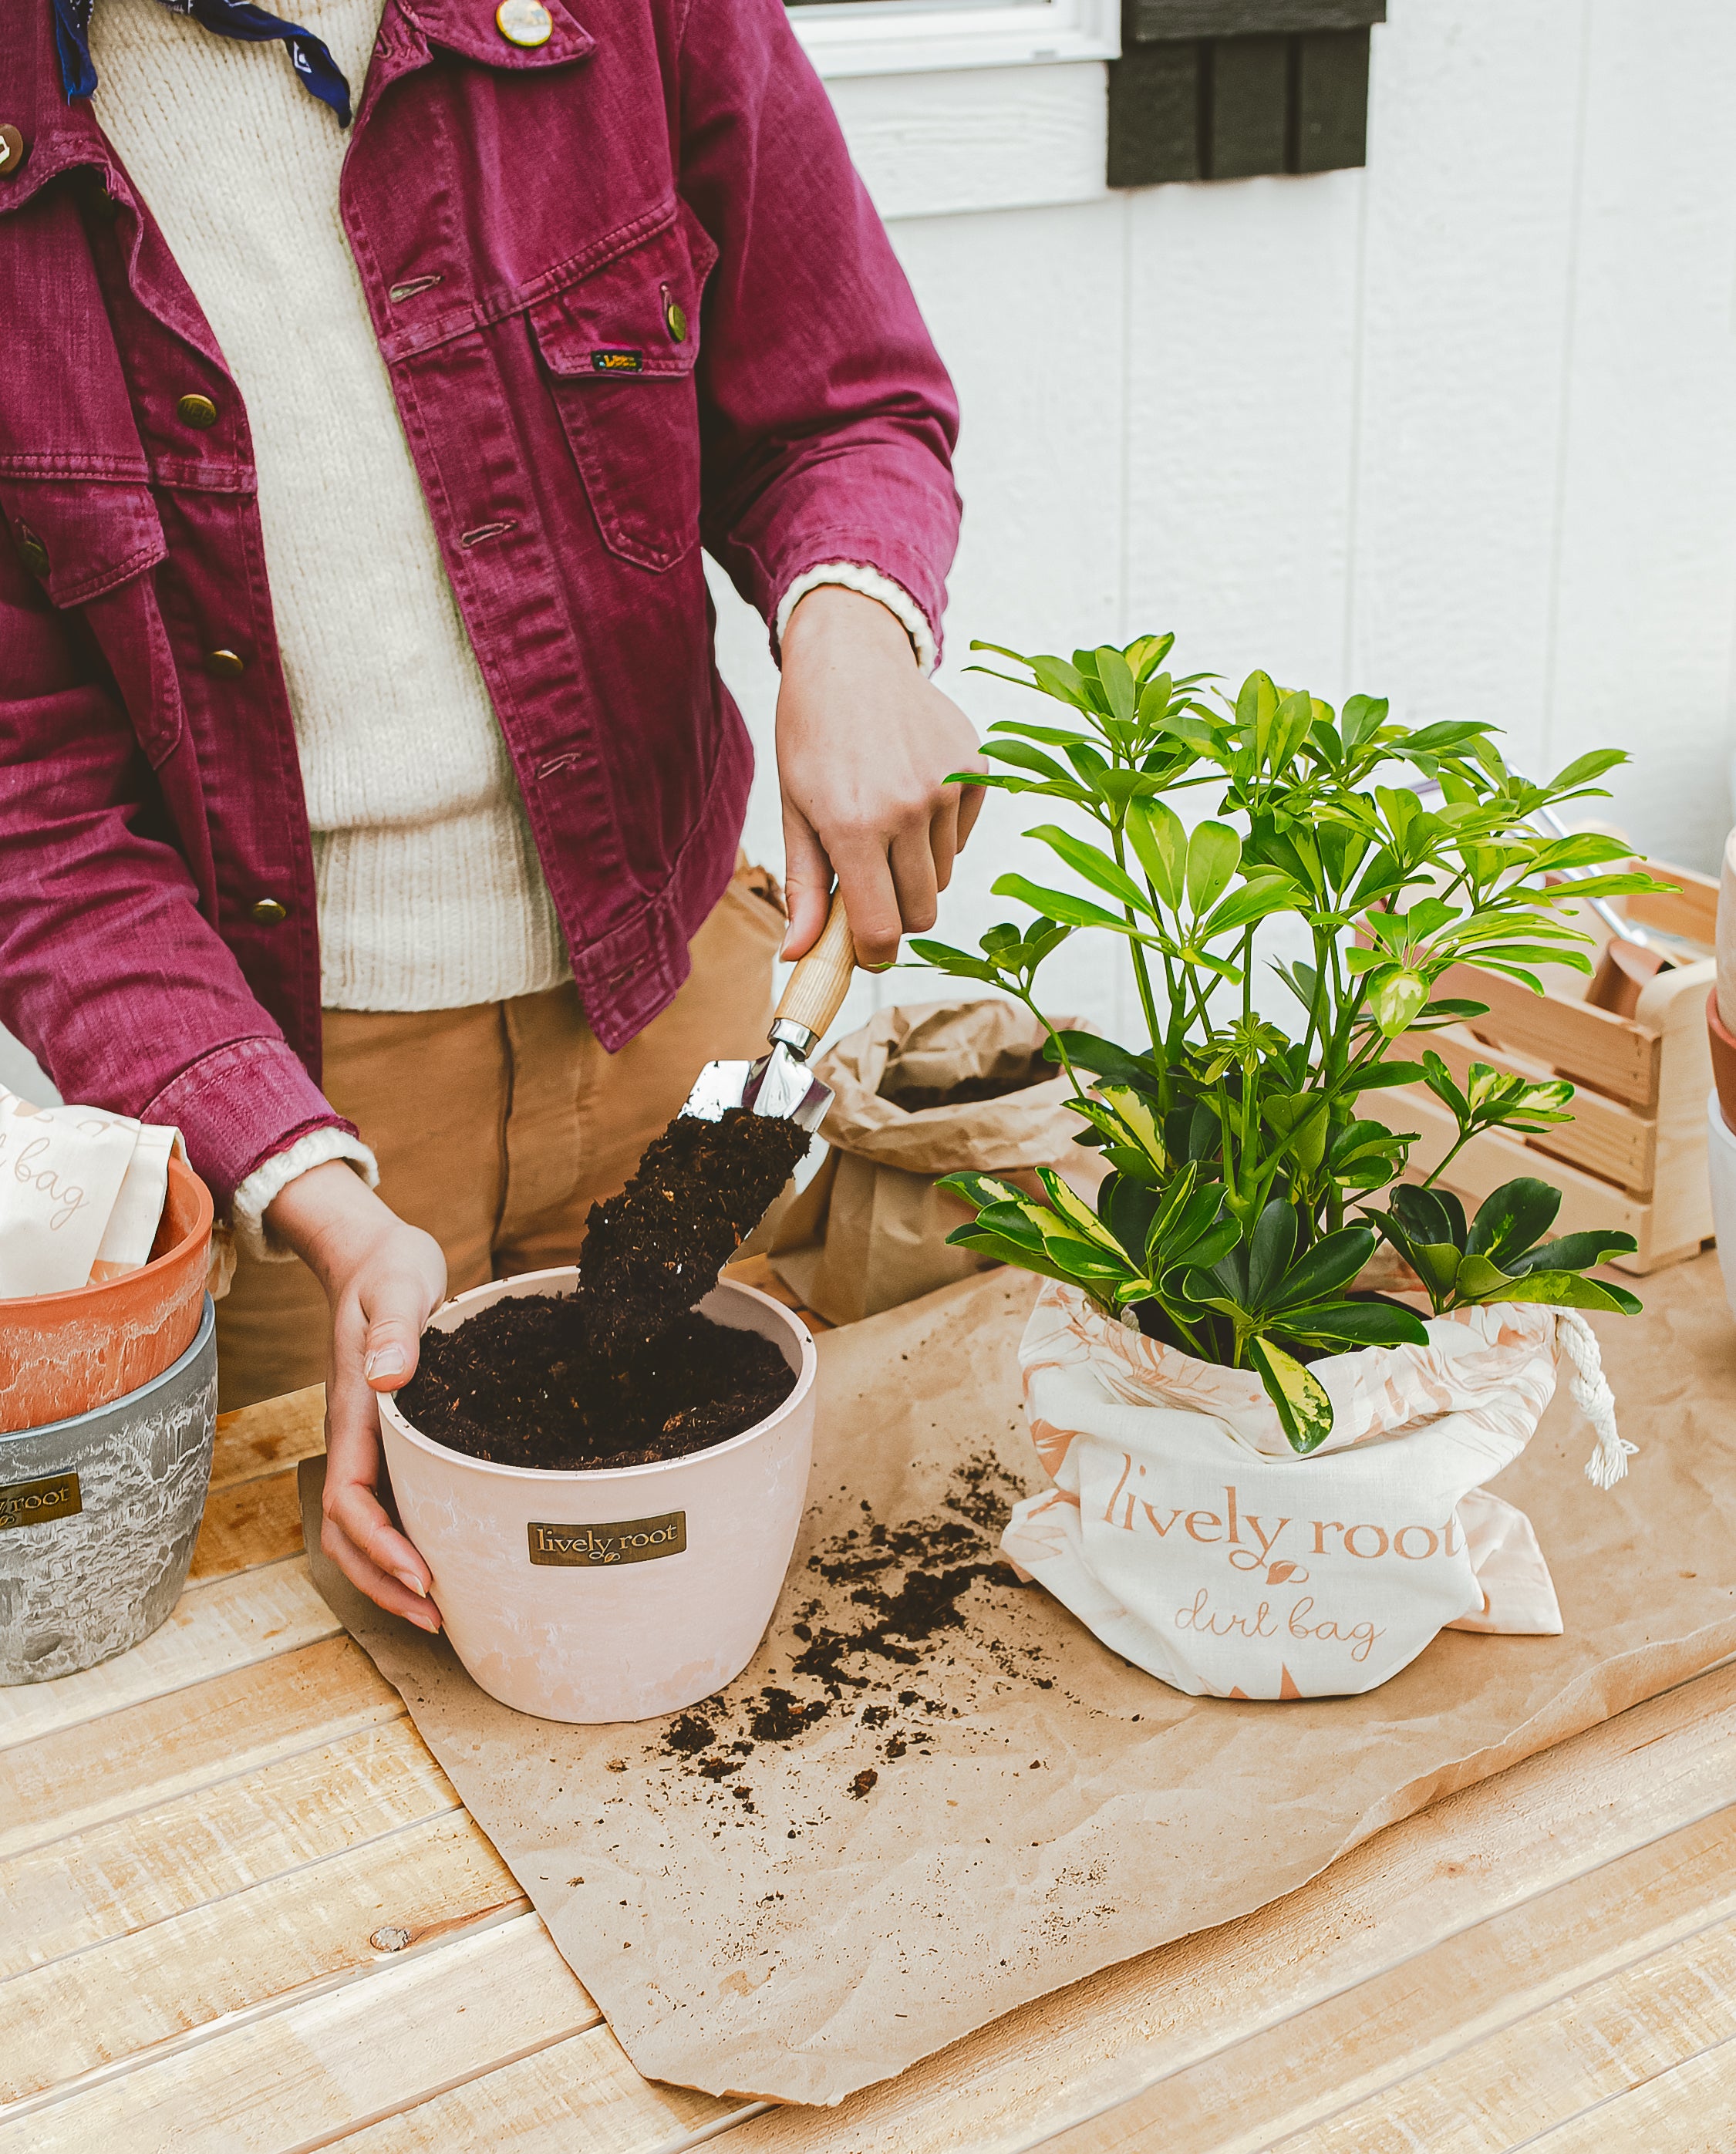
{"left": 879, "top": 1060, "right": 1051, "bottom": 1114}
{"left": 398, "top": 1105, "right": 810, "bottom": 1471}
{"left": 399, "top": 1298, "right": 797, "bottom": 1471}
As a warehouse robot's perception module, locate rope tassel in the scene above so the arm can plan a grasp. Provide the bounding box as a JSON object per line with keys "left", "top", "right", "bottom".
{"left": 1556, "top": 1308, "right": 1636, "bottom": 1489}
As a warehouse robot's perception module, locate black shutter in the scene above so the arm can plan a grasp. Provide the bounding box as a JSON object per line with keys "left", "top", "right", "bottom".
{"left": 1109, "top": 1, "right": 1384, "bottom": 189}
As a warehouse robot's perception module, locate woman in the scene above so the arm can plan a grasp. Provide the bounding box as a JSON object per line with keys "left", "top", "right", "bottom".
{"left": 0, "top": 0, "right": 978, "bottom": 1626}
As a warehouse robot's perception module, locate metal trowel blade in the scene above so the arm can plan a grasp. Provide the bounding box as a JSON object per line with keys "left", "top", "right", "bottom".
{"left": 680, "top": 1039, "right": 833, "bottom": 1134}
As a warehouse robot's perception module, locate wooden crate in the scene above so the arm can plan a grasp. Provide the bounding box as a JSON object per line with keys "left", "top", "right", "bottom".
{"left": 1362, "top": 861, "right": 1718, "bottom": 1275}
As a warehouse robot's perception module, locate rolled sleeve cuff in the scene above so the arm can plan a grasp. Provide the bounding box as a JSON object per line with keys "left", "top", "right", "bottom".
{"left": 231, "top": 1125, "right": 380, "bottom": 1264}
{"left": 774, "top": 561, "right": 938, "bottom": 676}
{"left": 140, "top": 1034, "right": 368, "bottom": 1218}
{"left": 759, "top": 528, "right": 947, "bottom": 671}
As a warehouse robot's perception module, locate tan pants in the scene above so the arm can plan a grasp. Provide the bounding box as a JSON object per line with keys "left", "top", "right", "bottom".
{"left": 215, "top": 860, "right": 786, "bottom": 1411}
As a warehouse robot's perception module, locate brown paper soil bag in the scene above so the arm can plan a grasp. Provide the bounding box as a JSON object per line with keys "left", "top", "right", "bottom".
{"left": 768, "top": 997, "right": 1093, "bottom": 1323}
{"left": 302, "top": 1253, "right": 1736, "bottom": 2108}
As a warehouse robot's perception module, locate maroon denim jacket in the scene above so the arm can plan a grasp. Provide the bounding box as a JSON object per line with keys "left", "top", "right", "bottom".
{"left": 0, "top": 0, "right": 959, "bottom": 1211}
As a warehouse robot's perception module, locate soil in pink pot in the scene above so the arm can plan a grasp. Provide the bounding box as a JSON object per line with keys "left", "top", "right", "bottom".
{"left": 396, "top": 1105, "right": 809, "bottom": 1469}
{"left": 399, "top": 1299, "right": 796, "bottom": 1468}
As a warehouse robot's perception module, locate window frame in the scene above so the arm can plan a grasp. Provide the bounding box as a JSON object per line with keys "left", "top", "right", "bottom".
{"left": 787, "top": 0, "right": 1120, "bottom": 81}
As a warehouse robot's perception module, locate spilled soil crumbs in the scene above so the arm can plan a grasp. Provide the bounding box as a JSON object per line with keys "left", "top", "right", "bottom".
{"left": 646, "top": 1452, "right": 1048, "bottom": 1813}
{"left": 398, "top": 1107, "right": 808, "bottom": 1470}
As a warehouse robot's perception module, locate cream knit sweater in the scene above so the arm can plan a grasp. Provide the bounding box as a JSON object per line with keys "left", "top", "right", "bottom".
{"left": 89, "top": 0, "right": 934, "bottom": 1251}
{"left": 92, "top": 0, "right": 572, "bottom": 1020}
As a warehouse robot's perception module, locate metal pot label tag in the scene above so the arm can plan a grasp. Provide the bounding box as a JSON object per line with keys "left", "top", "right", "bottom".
{"left": 0, "top": 1471, "right": 83, "bottom": 1531}
{"left": 528, "top": 1512, "right": 686, "bottom": 1566}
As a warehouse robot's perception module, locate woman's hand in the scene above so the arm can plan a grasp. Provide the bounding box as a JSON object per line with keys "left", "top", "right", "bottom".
{"left": 265, "top": 1161, "right": 447, "bottom": 1630}
{"left": 776, "top": 584, "right": 987, "bottom": 969}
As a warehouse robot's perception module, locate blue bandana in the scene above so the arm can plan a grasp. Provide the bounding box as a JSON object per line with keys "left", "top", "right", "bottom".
{"left": 53, "top": 0, "right": 353, "bottom": 126}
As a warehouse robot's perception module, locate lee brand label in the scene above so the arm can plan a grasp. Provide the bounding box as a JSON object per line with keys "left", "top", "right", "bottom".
{"left": 528, "top": 1512, "right": 686, "bottom": 1566}
{"left": 0, "top": 1471, "right": 82, "bottom": 1532}
{"left": 590, "top": 349, "right": 643, "bottom": 373}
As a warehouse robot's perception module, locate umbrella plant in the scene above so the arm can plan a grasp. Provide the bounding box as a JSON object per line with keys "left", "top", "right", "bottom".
{"left": 917, "top": 632, "right": 1671, "bottom": 1453}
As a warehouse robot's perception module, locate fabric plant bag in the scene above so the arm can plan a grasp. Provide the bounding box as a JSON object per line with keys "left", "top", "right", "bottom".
{"left": 1003, "top": 1283, "right": 1630, "bottom": 1701}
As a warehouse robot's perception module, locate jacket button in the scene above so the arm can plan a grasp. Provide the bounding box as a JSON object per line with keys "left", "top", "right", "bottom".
{"left": 177, "top": 393, "right": 219, "bottom": 430}
{"left": 205, "top": 648, "right": 246, "bottom": 679}
{"left": 251, "top": 898, "right": 288, "bottom": 925}
{"left": 0, "top": 126, "right": 26, "bottom": 180}
{"left": 665, "top": 298, "right": 688, "bottom": 343}
{"left": 494, "top": 0, "right": 552, "bottom": 46}
{"left": 15, "top": 528, "right": 47, "bottom": 578}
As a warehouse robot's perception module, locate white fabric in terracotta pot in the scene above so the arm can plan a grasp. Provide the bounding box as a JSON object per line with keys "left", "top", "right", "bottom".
{"left": 1004, "top": 1283, "right": 1626, "bottom": 1701}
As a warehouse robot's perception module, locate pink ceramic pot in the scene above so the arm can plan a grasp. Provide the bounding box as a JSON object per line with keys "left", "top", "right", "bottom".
{"left": 378, "top": 1269, "right": 817, "bottom": 1723}
{"left": 0, "top": 1155, "right": 213, "bottom": 1437}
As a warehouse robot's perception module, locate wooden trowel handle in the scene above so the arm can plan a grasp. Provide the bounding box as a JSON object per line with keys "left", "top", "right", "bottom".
{"left": 772, "top": 887, "right": 855, "bottom": 1051}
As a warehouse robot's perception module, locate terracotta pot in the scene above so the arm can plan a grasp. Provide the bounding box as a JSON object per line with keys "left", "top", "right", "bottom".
{"left": 0, "top": 1155, "right": 213, "bottom": 1436}
{"left": 379, "top": 1269, "right": 817, "bottom": 1723}
{"left": 1708, "top": 987, "right": 1736, "bottom": 1138}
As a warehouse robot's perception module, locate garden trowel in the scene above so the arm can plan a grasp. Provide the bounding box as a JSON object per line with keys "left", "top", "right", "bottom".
{"left": 681, "top": 888, "right": 857, "bottom": 1136}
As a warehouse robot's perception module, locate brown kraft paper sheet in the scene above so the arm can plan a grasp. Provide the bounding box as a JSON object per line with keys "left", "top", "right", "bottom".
{"left": 767, "top": 997, "right": 1097, "bottom": 1325}
{"left": 299, "top": 1252, "right": 1736, "bottom": 2106}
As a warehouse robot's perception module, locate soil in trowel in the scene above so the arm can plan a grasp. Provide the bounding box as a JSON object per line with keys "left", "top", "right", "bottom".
{"left": 399, "top": 1107, "right": 809, "bottom": 1471}
{"left": 570, "top": 1108, "right": 810, "bottom": 1365}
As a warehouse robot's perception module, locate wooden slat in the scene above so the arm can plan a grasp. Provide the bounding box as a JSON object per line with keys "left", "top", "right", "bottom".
{"left": 1527, "top": 2034, "right": 1736, "bottom": 2149}
{"left": 1625, "top": 865, "right": 1719, "bottom": 949}
{"left": 0, "top": 1558, "right": 337, "bottom": 1753}
{"left": 1401, "top": 1020, "right": 1657, "bottom": 1193}
{"left": 0, "top": 1717, "right": 453, "bottom": 1977}
{"left": 1364, "top": 1080, "right": 1660, "bottom": 1256}
{"left": 720, "top": 1666, "right": 1736, "bottom": 2153}
{"left": 1432, "top": 959, "right": 1662, "bottom": 1106}
{"left": 3, "top": 1913, "right": 595, "bottom": 2154}
{"left": 1040, "top": 1800, "right": 1736, "bottom": 2151}
{"left": 0, "top": 1635, "right": 400, "bottom": 1861}
{"left": 330, "top": 2024, "right": 744, "bottom": 2152}
{"left": 188, "top": 1466, "right": 304, "bottom": 1583}
{"left": 210, "top": 1384, "right": 326, "bottom": 1491}
{"left": 1270, "top": 1910, "right": 1736, "bottom": 2152}
{"left": 0, "top": 1813, "right": 525, "bottom": 2104}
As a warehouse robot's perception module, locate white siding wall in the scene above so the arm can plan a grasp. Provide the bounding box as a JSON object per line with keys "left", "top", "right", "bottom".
{"left": 718, "top": 0, "right": 1736, "bottom": 1049}
{"left": 8, "top": 0, "right": 1734, "bottom": 1101}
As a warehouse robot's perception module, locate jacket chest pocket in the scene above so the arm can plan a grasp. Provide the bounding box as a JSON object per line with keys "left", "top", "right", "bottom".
{"left": 528, "top": 214, "right": 715, "bottom": 574}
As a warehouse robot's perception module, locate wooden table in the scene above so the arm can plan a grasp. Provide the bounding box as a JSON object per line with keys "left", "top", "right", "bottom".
{"left": 5, "top": 1256, "right": 1736, "bottom": 2152}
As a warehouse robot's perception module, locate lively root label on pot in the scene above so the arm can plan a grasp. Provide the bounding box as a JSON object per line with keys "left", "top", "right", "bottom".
{"left": 0, "top": 1471, "right": 83, "bottom": 1530}
{"left": 528, "top": 1512, "right": 687, "bottom": 1566}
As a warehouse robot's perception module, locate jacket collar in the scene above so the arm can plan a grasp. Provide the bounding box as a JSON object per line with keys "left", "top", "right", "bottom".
{"left": 393, "top": 0, "right": 593, "bottom": 70}
{"left": 0, "top": 2, "right": 110, "bottom": 214}
{"left": 0, "top": 0, "right": 595, "bottom": 213}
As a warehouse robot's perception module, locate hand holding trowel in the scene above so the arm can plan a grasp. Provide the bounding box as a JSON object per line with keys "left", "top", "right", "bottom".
{"left": 682, "top": 886, "right": 858, "bottom": 1138}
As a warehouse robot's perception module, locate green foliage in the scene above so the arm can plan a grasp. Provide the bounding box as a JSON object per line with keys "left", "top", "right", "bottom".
{"left": 1365, "top": 1179, "right": 1641, "bottom": 1317}
{"left": 918, "top": 631, "right": 1667, "bottom": 1451}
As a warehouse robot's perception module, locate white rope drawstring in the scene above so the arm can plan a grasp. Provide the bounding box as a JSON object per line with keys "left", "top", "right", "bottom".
{"left": 1556, "top": 1307, "right": 1635, "bottom": 1489}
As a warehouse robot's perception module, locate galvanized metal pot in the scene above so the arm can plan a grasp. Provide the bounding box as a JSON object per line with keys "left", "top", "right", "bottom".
{"left": 0, "top": 1295, "right": 217, "bottom": 1684}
